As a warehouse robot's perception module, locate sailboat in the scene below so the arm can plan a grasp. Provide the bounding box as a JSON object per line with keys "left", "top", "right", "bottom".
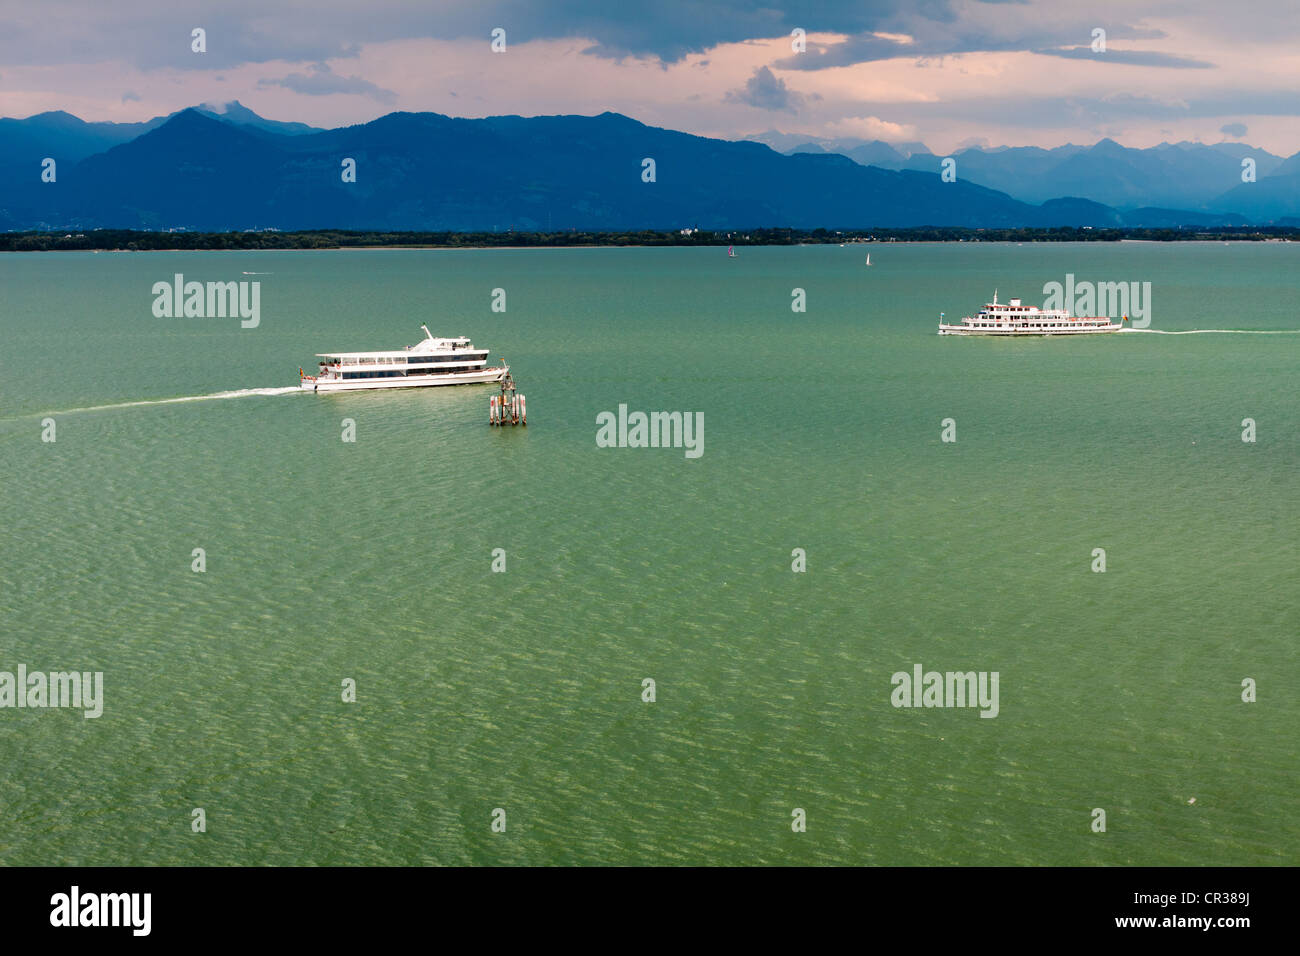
{"left": 728, "top": 245, "right": 737, "bottom": 258}
{"left": 865, "top": 253, "right": 871, "bottom": 266}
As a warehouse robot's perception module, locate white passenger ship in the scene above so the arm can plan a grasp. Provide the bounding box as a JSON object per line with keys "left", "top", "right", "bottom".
{"left": 938, "top": 292, "right": 1124, "bottom": 336}
{"left": 300, "top": 325, "right": 508, "bottom": 392}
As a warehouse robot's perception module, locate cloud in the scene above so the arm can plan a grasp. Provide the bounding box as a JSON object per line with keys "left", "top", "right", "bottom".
{"left": 258, "top": 62, "right": 397, "bottom": 104}
{"left": 121, "top": 90, "right": 141, "bottom": 103}
{"left": 0, "top": 1, "right": 913, "bottom": 70}
{"left": 776, "top": 32, "right": 921, "bottom": 70}
{"left": 1035, "top": 47, "right": 1213, "bottom": 68}
{"left": 1101, "top": 92, "right": 1191, "bottom": 112}
{"left": 725, "top": 66, "right": 804, "bottom": 112}
{"left": 824, "top": 115, "right": 917, "bottom": 141}
{"left": 774, "top": 19, "right": 1177, "bottom": 72}
{"left": 0, "top": 0, "right": 1294, "bottom": 75}
{"left": 1221, "top": 122, "right": 1247, "bottom": 137}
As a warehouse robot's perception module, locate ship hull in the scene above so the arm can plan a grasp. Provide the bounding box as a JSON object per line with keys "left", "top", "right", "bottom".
{"left": 301, "top": 367, "right": 507, "bottom": 392}
{"left": 938, "top": 323, "right": 1122, "bottom": 336}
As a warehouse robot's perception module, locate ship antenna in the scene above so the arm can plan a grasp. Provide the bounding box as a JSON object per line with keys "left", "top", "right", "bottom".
{"left": 420, "top": 324, "right": 433, "bottom": 340}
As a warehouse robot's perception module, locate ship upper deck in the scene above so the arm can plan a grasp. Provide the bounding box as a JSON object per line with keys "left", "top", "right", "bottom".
{"left": 313, "top": 325, "right": 492, "bottom": 363}
{"left": 316, "top": 348, "right": 487, "bottom": 359}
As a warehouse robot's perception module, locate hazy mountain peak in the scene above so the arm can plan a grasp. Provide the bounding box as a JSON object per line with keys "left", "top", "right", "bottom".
{"left": 197, "top": 99, "right": 245, "bottom": 115}
{"left": 1090, "top": 137, "right": 1126, "bottom": 153}
{"left": 191, "top": 101, "right": 322, "bottom": 136}
{"left": 21, "top": 109, "right": 86, "bottom": 126}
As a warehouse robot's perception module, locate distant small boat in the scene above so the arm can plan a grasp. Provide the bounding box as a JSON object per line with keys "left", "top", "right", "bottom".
{"left": 865, "top": 253, "right": 871, "bottom": 266}
{"left": 728, "top": 246, "right": 736, "bottom": 258}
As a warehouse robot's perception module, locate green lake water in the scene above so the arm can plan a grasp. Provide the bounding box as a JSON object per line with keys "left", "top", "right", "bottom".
{"left": 0, "top": 243, "right": 1295, "bottom": 865}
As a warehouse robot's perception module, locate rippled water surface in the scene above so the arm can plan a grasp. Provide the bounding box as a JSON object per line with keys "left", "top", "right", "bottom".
{"left": 0, "top": 244, "right": 1295, "bottom": 864}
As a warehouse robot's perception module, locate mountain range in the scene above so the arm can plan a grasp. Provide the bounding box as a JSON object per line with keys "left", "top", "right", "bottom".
{"left": 0, "top": 101, "right": 1296, "bottom": 232}
{"left": 751, "top": 130, "right": 1299, "bottom": 220}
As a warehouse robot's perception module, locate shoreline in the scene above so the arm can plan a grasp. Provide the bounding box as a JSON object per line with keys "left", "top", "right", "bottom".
{"left": 2, "top": 226, "right": 1298, "bottom": 252}
{"left": 12, "top": 242, "right": 1297, "bottom": 254}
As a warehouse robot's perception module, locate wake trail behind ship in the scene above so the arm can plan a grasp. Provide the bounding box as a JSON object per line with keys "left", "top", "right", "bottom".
{"left": 1121, "top": 328, "right": 1300, "bottom": 335}
{"left": 27, "top": 387, "right": 303, "bottom": 419}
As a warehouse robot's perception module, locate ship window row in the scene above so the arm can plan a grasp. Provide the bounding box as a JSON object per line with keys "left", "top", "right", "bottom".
{"left": 321, "top": 354, "right": 483, "bottom": 366}
{"left": 973, "top": 322, "right": 1101, "bottom": 328}
{"left": 340, "top": 367, "right": 480, "bottom": 379}
{"left": 407, "top": 355, "right": 486, "bottom": 365}
{"left": 323, "top": 357, "right": 484, "bottom": 368}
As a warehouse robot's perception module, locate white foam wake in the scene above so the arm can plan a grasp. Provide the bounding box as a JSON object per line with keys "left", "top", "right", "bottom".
{"left": 1121, "top": 328, "right": 1300, "bottom": 335}
{"left": 41, "top": 386, "right": 303, "bottom": 416}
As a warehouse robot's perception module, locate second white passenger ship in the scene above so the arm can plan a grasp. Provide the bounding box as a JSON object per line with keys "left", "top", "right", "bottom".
{"left": 938, "top": 292, "right": 1124, "bottom": 336}
{"left": 300, "top": 325, "right": 508, "bottom": 392}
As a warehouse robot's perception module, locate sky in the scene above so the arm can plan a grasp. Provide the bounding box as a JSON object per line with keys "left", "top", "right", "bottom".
{"left": 1, "top": 0, "right": 1297, "bottom": 154}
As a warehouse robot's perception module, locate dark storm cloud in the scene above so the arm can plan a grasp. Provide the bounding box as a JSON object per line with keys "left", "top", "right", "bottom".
{"left": 725, "top": 66, "right": 805, "bottom": 111}
{"left": 0, "top": 1, "right": 1292, "bottom": 72}
{"left": 6, "top": 1, "right": 1163, "bottom": 71}
{"left": 0, "top": 1, "right": 930, "bottom": 69}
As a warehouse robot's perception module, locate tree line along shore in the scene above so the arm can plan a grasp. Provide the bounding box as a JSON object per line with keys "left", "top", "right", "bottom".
{"left": 2, "top": 226, "right": 1298, "bottom": 252}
